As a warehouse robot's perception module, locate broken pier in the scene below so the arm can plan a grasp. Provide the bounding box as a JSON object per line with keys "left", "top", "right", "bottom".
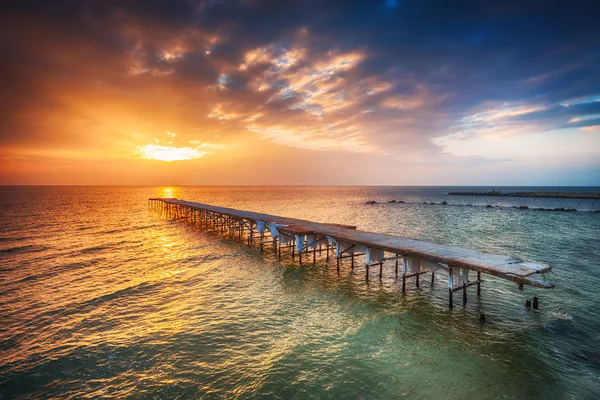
{"left": 148, "top": 198, "right": 554, "bottom": 308}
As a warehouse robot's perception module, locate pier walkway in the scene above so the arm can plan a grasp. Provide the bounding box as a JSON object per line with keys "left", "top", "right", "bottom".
{"left": 149, "top": 198, "right": 554, "bottom": 308}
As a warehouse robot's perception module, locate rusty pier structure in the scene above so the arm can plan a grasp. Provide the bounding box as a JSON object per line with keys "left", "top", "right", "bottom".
{"left": 149, "top": 198, "right": 554, "bottom": 308}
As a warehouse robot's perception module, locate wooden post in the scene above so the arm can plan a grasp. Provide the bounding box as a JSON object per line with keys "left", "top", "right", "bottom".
{"left": 416, "top": 269, "right": 420, "bottom": 288}
{"left": 365, "top": 263, "right": 369, "bottom": 281}
{"left": 448, "top": 266, "right": 453, "bottom": 308}
{"left": 260, "top": 231, "right": 264, "bottom": 254}
{"left": 278, "top": 237, "right": 282, "bottom": 259}
{"left": 351, "top": 254, "right": 354, "bottom": 269}
{"left": 476, "top": 271, "right": 481, "bottom": 296}
{"left": 431, "top": 270, "right": 435, "bottom": 286}
{"left": 462, "top": 267, "right": 468, "bottom": 304}
{"left": 402, "top": 258, "right": 407, "bottom": 292}
{"left": 379, "top": 262, "right": 383, "bottom": 278}
{"left": 395, "top": 255, "right": 399, "bottom": 276}
{"left": 533, "top": 296, "right": 539, "bottom": 310}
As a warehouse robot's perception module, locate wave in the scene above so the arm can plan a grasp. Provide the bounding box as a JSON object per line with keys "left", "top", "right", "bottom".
{"left": 79, "top": 245, "right": 109, "bottom": 254}
{"left": 0, "top": 244, "right": 50, "bottom": 254}
{"left": 0, "top": 237, "right": 19, "bottom": 243}
{"left": 34, "top": 280, "right": 165, "bottom": 323}
{"left": 78, "top": 240, "right": 138, "bottom": 255}
{"left": 100, "top": 224, "right": 155, "bottom": 235}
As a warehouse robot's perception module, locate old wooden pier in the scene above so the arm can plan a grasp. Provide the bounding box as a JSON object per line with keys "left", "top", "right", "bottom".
{"left": 149, "top": 198, "right": 554, "bottom": 308}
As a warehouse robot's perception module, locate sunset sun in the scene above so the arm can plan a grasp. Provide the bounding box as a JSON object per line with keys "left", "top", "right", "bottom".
{"left": 138, "top": 144, "right": 209, "bottom": 162}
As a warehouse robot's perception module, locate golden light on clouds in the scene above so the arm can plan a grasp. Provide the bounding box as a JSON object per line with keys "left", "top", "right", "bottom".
{"left": 2, "top": 1, "right": 598, "bottom": 186}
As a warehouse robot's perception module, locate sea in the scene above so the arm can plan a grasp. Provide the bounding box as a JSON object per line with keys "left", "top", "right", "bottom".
{"left": 1, "top": 186, "right": 599, "bottom": 399}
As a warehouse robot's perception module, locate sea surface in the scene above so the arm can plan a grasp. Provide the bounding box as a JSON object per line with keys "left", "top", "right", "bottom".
{"left": 1, "top": 186, "right": 599, "bottom": 399}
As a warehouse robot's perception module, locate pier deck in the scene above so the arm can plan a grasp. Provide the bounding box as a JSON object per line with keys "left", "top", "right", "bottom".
{"left": 149, "top": 198, "right": 553, "bottom": 308}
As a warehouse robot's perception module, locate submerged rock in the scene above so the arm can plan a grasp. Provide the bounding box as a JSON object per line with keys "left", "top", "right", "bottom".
{"left": 388, "top": 200, "right": 396, "bottom": 203}
{"left": 485, "top": 204, "right": 493, "bottom": 208}
{"left": 365, "top": 200, "right": 378, "bottom": 205}
{"left": 441, "top": 201, "right": 448, "bottom": 205}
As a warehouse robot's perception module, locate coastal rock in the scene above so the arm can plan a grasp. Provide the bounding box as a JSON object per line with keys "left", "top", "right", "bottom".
{"left": 485, "top": 204, "right": 493, "bottom": 208}
{"left": 365, "top": 200, "right": 377, "bottom": 205}
{"left": 441, "top": 201, "right": 447, "bottom": 205}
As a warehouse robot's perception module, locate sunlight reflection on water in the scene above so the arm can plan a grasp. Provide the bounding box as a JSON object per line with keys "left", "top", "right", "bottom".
{"left": 0, "top": 186, "right": 599, "bottom": 399}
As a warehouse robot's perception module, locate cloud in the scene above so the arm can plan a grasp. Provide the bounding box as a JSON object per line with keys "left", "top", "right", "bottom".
{"left": 1, "top": 0, "right": 599, "bottom": 184}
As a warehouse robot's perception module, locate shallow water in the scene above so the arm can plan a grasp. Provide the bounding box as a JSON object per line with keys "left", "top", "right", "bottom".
{"left": 1, "top": 186, "right": 599, "bottom": 399}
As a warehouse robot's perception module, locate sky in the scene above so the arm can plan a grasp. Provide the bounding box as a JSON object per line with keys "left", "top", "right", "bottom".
{"left": 1, "top": 0, "right": 599, "bottom": 186}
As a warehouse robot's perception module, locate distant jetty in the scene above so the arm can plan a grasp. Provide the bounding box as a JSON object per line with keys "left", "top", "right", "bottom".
{"left": 448, "top": 191, "right": 600, "bottom": 200}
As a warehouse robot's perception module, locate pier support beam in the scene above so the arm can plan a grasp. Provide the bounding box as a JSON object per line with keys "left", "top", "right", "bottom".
{"left": 463, "top": 267, "right": 468, "bottom": 304}
{"left": 402, "top": 258, "right": 407, "bottom": 293}
{"left": 448, "top": 267, "right": 453, "bottom": 309}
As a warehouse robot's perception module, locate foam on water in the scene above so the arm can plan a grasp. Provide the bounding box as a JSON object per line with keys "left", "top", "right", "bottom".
{"left": 1, "top": 186, "right": 599, "bottom": 399}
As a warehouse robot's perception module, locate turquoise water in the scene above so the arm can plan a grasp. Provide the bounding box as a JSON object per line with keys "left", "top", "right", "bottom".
{"left": 1, "top": 186, "right": 599, "bottom": 399}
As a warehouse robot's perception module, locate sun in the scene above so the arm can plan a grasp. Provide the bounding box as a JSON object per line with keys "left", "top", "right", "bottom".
{"left": 138, "top": 144, "right": 208, "bottom": 162}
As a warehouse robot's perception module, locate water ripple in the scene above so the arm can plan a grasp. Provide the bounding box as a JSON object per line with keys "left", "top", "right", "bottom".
{"left": 0, "top": 186, "right": 599, "bottom": 398}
